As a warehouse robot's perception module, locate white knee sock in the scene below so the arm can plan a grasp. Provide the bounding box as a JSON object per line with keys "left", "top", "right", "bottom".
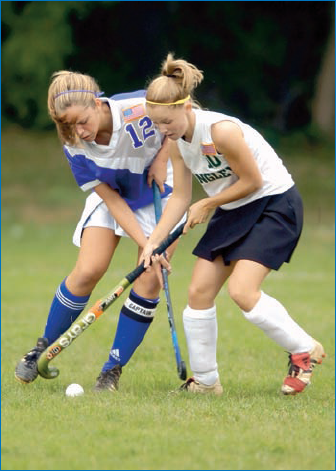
{"left": 242, "top": 291, "right": 313, "bottom": 353}
{"left": 183, "top": 305, "right": 219, "bottom": 385}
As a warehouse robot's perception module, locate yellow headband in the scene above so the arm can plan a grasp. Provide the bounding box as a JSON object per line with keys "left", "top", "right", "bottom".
{"left": 146, "top": 95, "right": 190, "bottom": 106}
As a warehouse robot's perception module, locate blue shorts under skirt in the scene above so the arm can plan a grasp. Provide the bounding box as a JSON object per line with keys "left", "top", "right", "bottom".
{"left": 192, "top": 185, "right": 303, "bottom": 270}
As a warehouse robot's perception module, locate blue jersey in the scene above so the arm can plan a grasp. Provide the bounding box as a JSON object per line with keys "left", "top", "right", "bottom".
{"left": 63, "top": 91, "right": 173, "bottom": 211}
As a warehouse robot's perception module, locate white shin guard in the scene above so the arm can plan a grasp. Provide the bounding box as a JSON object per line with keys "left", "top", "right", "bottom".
{"left": 183, "top": 305, "right": 219, "bottom": 385}
{"left": 242, "top": 291, "right": 313, "bottom": 354}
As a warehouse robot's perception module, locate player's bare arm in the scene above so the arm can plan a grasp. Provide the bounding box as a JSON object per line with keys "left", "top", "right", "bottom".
{"left": 147, "top": 136, "right": 169, "bottom": 191}
{"left": 208, "top": 121, "right": 263, "bottom": 207}
{"left": 142, "top": 141, "right": 192, "bottom": 267}
{"left": 94, "top": 182, "right": 148, "bottom": 248}
{"left": 185, "top": 121, "right": 263, "bottom": 230}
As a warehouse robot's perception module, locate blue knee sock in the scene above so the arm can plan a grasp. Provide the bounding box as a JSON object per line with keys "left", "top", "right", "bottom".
{"left": 43, "top": 278, "right": 91, "bottom": 344}
{"left": 102, "top": 289, "right": 159, "bottom": 372}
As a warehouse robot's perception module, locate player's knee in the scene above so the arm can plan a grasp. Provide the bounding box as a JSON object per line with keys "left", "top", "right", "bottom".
{"left": 74, "top": 264, "right": 107, "bottom": 291}
{"left": 227, "top": 279, "right": 252, "bottom": 310}
{"left": 188, "top": 283, "right": 211, "bottom": 306}
{"left": 134, "top": 271, "right": 161, "bottom": 299}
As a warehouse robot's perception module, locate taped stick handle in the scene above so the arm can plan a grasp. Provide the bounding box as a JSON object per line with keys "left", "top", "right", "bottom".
{"left": 37, "top": 220, "right": 185, "bottom": 379}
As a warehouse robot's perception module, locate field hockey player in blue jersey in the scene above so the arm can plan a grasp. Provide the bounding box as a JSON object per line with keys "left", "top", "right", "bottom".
{"left": 142, "top": 53, "right": 325, "bottom": 396}
{"left": 15, "top": 70, "right": 183, "bottom": 392}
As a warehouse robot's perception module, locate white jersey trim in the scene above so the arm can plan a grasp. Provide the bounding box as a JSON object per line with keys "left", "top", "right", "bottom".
{"left": 80, "top": 180, "right": 101, "bottom": 191}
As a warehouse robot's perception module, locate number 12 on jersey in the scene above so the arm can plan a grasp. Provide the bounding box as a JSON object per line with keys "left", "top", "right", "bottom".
{"left": 125, "top": 117, "right": 155, "bottom": 149}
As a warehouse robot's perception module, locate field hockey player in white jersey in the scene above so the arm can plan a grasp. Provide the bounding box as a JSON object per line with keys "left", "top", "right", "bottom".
{"left": 15, "top": 71, "right": 183, "bottom": 392}
{"left": 141, "top": 53, "right": 325, "bottom": 396}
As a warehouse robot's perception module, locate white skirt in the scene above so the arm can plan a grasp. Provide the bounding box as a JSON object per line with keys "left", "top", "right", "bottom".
{"left": 73, "top": 191, "right": 185, "bottom": 247}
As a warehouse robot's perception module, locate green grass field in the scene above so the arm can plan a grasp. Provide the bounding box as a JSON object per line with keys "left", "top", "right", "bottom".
{"left": 1, "top": 127, "right": 335, "bottom": 470}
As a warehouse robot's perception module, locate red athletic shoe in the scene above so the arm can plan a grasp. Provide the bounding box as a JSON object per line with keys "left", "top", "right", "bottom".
{"left": 281, "top": 340, "right": 325, "bottom": 395}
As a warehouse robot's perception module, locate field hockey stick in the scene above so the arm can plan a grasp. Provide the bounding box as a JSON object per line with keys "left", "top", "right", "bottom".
{"left": 37, "top": 222, "right": 185, "bottom": 380}
{"left": 153, "top": 182, "right": 187, "bottom": 381}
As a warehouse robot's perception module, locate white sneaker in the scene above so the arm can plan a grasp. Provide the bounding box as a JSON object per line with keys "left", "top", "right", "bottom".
{"left": 178, "top": 377, "right": 223, "bottom": 396}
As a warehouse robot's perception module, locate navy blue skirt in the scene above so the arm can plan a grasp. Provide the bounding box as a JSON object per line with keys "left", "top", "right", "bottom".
{"left": 192, "top": 185, "right": 303, "bottom": 270}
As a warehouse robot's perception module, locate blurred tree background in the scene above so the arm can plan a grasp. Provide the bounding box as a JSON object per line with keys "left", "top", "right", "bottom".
{"left": 1, "top": 0, "right": 334, "bottom": 138}
{"left": 1, "top": 1, "right": 334, "bottom": 229}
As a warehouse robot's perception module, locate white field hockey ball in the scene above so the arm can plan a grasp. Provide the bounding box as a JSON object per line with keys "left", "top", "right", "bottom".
{"left": 65, "top": 383, "right": 84, "bottom": 397}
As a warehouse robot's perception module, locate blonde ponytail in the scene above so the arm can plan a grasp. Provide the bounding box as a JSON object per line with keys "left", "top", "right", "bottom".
{"left": 146, "top": 53, "right": 203, "bottom": 107}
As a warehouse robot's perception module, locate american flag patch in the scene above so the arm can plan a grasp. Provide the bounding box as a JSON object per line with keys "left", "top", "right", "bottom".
{"left": 122, "top": 104, "right": 145, "bottom": 123}
{"left": 201, "top": 143, "right": 217, "bottom": 155}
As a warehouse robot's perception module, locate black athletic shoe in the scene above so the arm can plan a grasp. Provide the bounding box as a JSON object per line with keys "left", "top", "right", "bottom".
{"left": 94, "top": 365, "right": 122, "bottom": 392}
{"left": 15, "top": 337, "right": 48, "bottom": 384}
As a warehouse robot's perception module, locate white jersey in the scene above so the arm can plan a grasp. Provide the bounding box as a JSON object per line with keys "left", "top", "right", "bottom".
{"left": 64, "top": 91, "right": 173, "bottom": 211}
{"left": 177, "top": 109, "right": 294, "bottom": 209}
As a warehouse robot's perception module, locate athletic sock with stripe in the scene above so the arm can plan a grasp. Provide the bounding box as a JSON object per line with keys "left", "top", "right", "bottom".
{"left": 43, "top": 278, "right": 90, "bottom": 344}
{"left": 101, "top": 289, "right": 159, "bottom": 372}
